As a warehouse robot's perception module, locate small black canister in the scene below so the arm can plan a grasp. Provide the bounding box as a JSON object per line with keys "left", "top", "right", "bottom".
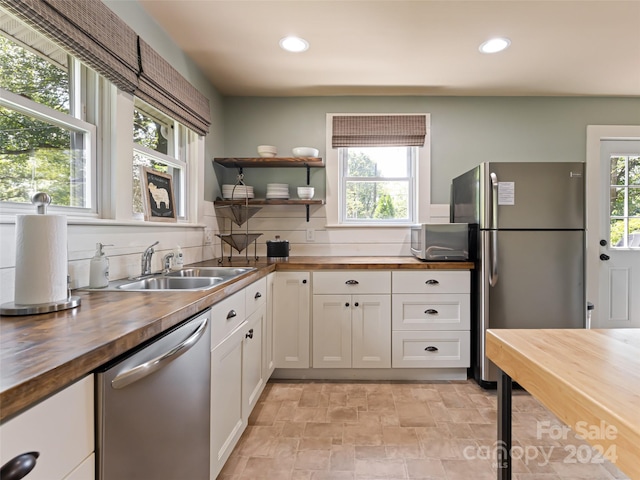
{"left": 266, "top": 235, "right": 290, "bottom": 260}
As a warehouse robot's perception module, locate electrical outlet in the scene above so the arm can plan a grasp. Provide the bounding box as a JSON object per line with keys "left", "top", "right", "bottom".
{"left": 204, "top": 229, "right": 213, "bottom": 245}
{"left": 306, "top": 228, "right": 315, "bottom": 242}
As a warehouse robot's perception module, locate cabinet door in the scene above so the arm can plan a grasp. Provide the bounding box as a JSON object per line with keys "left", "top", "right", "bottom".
{"left": 0, "top": 375, "right": 94, "bottom": 480}
{"left": 243, "top": 304, "right": 265, "bottom": 422}
{"left": 352, "top": 295, "right": 391, "bottom": 368}
{"left": 273, "top": 272, "right": 310, "bottom": 368}
{"left": 264, "top": 272, "right": 275, "bottom": 378}
{"left": 210, "top": 323, "right": 245, "bottom": 479}
{"left": 312, "top": 295, "right": 351, "bottom": 368}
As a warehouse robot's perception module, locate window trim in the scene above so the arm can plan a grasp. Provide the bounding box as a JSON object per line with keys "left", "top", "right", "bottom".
{"left": 325, "top": 113, "right": 431, "bottom": 228}
{"left": 0, "top": 87, "right": 97, "bottom": 215}
{"left": 338, "top": 146, "right": 417, "bottom": 225}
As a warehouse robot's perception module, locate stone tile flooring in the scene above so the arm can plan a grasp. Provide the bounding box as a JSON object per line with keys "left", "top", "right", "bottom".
{"left": 217, "top": 380, "right": 629, "bottom": 480}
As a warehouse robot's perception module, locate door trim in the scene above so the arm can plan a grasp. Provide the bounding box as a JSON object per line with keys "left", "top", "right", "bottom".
{"left": 585, "top": 125, "right": 640, "bottom": 327}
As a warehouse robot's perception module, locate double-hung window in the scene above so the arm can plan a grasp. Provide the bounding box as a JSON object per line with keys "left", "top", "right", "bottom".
{"left": 132, "top": 100, "right": 191, "bottom": 220}
{"left": 0, "top": 13, "right": 97, "bottom": 212}
{"left": 330, "top": 114, "right": 427, "bottom": 226}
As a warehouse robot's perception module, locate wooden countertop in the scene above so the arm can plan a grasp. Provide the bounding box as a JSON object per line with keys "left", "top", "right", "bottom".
{"left": 486, "top": 329, "right": 640, "bottom": 480}
{"left": 1, "top": 256, "right": 472, "bottom": 422}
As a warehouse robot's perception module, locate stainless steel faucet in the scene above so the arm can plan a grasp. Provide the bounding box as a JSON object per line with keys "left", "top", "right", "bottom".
{"left": 162, "top": 252, "right": 175, "bottom": 273}
{"left": 141, "top": 241, "right": 159, "bottom": 276}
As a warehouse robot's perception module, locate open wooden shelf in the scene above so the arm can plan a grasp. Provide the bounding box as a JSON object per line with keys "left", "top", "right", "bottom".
{"left": 214, "top": 157, "right": 324, "bottom": 168}
{"left": 214, "top": 199, "right": 324, "bottom": 206}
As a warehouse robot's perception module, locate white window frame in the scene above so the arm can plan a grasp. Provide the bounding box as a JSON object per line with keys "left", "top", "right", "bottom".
{"left": 0, "top": 87, "right": 97, "bottom": 216}
{"left": 325, "top": 113, "right": 431, "bottom": 227}
{"left": 338, "top": 146, "right": 417, "bottom": 225}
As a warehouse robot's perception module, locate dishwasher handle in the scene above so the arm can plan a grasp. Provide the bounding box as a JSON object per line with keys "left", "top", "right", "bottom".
{"left": 111, "top": 317, "right": 209, "bottom": 389}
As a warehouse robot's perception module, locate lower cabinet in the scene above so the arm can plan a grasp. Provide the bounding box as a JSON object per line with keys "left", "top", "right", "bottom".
{"left": 273, "top": 271, "right": 310, "bottom": 368}
{"left": 0, "top": 375, "right": 94, "bottom": 480}
{"left": 242, "top": 303, "right": 265, "bottom": 422}
{"left": 313, "top": 294, "right": 391, "bottom": 368}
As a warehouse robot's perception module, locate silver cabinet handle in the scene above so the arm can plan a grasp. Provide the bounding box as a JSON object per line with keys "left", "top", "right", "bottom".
{"left": 425, "top": 279, "right": 439, "bottom": 285}
{"left": 112, "top": 317, "right": 208, "bottom": 389}
{"left": 345, "top": 280, "right": 359, "bottom": 285}
{"left": 425, "top": 346, "right": 438, "bottom": 352}
{"left": 254, "top": 292, "right": 262, "bottom": 299}
{"left": 227, "top": 310, "right": 237, "bottom": 319}
{"left": 424, "top": 309, "right": 438, "bottom": 315}
{"left": 245, "top": 328, "right": 254, "bottom": 339}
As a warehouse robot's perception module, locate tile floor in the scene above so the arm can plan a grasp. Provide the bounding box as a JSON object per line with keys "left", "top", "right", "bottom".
{"left": 217, "top": 380, "right": 629, "bottom": 480}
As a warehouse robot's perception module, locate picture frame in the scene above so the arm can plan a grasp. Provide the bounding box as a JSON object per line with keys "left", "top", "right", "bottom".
{"left": 140, "top": 167, "right": 177, "bottom": 222}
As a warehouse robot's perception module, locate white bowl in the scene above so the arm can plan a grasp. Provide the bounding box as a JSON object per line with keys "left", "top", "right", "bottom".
{"left": 297, "top": 187, "right": 314, "bottom": 199}
{"left": 292, "top": 147, "right": 319, "bottom": 158}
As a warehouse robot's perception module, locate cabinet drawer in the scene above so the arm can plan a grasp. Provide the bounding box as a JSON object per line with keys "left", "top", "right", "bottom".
{"left": 211, "top": 290, "right": 246, "bottom": 348}
{"left": 392, "top": 331, "right": 470, "bottom": 368}
{"left": 245, "top": 277, "right": 267, "bottom": 317}
{"left": 313, "top": 270, "right": 390, "bottom": 295}
{"left": 0, "top": 375, "right": 94, "bottom": 480}
{"left": 392, "top": 294, "right": 470, "bottom": 331}
{"left": 392, "top": 271, "right": 469, "bottom": 294}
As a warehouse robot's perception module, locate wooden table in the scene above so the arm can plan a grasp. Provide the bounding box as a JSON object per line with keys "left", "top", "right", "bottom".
{"left": 486, "top": 329, "right": 640, "bottom": 480}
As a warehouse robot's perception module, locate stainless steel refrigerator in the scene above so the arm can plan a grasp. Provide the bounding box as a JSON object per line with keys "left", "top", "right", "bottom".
{"left": 451, "top": 162, "right": 585, "bottom": 387}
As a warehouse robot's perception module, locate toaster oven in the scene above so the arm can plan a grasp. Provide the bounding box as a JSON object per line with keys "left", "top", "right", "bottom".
{"left": 410, "top": 223, "right": 469, "bottom": 261}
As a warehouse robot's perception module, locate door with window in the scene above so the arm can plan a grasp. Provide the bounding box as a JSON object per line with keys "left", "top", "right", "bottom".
{"left": 587, "top": 127, "right": 640, "bottom": 328}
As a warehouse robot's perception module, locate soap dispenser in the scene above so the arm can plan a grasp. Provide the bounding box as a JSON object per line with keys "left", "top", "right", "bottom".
{"left": 175, "top": 245, "right": 184, "bottom": 268}
{"left": 89, "top": 242, "right": 110, "bottom": 288}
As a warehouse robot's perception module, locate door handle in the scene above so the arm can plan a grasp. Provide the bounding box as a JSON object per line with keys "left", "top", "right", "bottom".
{"left": 600, "top": 253, "right": 610, "bottom": 261}
{"left": 245, "top": 328, "right": 254, "bottom": 339}
{"left": 254, "top": 292, "right": 262, "bottom": 299}
{"left": 112, "top": 317, "right": 208, "bottom": 389}
{"left": 489, "top": 172, "right": 499, "bottom": 287}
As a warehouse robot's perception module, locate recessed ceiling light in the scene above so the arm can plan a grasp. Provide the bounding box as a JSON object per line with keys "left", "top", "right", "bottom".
{"left": 479, "top": 37, "right": 511, "bottom": 54}
{"left": 279, "top": 36, "right": 309, "bottom": 53}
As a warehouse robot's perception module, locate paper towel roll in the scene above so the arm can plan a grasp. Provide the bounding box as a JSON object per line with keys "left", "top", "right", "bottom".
{"left": 14, "top": 214, "right": 68, "bottom": 305}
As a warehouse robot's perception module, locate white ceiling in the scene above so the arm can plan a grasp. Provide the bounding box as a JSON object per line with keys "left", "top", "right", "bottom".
{"left": 138, "top": 0, "right": 640, "bottom": 97}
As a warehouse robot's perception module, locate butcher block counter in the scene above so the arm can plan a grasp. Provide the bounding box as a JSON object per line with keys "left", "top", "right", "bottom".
{"left": 0, "top": 256, "right": 472, "bottom": 422}
{"left": 487, "top": 328, "right": 640, "bottom": 480}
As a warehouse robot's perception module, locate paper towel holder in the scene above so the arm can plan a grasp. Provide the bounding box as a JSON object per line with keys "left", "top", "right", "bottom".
{"left": 1, "top": 193, "right": 81, "bottom": 316}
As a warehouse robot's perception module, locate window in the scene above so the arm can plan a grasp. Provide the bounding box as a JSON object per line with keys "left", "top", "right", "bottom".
{"left": 0, "top": 14, "right": 96, "bottom": 210}
{"left": 340, "top": 146, "right": 415, "bottom": 223}
{"left": 610, "top": 154, "right": 640, "bottom": 248}
{"left": 132, "top": 101, "right": 188, "bottom": 219}
{"left": 328, "top": 114, "right": 427, "bottom": 226}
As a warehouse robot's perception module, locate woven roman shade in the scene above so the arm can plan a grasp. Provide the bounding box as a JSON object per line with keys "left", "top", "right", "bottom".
{"left": 0, "top": 0, "right": 139, "bottom": 93}
{"left": 332, "top": 115, "right": 426, "bottom": 147}
{"left": 136, "top": 38, "right": 211, "bottom": 136}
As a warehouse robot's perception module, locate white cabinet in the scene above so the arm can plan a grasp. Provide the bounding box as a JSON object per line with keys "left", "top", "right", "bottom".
{"left": 273, "top": 271, "right": 310, "bottom": 368}
{"left": 243, "top": 303, "right": 265, "bottom": 422}
{"left": 264, "top": 272, "right": 276, "bottom": 377}
{"left": 210, "top": 291, "right": 246, "bottom": 479}
{"left": 313, "top": 271, "right": 391, "bottom": 368}
{"left": 391, "top": 271, "right": 470, "bottom": 368}
{"left": 0, "top": 375, "right": 94, "bottom": 480}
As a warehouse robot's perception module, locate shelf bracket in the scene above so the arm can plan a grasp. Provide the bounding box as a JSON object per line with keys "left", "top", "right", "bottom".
{"left": 306, "top": 165, "right": 310, "bottom": 185}
{"left": 306, "top": 204, "right": 310, "bottom": 222}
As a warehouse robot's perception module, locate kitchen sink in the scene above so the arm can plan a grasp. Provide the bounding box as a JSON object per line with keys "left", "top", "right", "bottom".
{"left": 165, "top": 267, "right": 255, "bottom": 278}
{"left": 117, "top": 276, "right": 224, "bottom": 291}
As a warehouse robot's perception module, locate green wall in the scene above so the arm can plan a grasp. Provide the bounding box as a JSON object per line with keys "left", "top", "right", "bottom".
{"left": 221, "top": 96, "right": 640, "bottom": 203}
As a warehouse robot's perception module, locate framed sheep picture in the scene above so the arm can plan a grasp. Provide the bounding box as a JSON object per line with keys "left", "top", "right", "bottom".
{"left": 140, "top": 167, "right": 177, "bottom": 222}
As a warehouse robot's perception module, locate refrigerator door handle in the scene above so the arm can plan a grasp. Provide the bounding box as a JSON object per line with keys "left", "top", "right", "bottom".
{"left": 489, "top": 172, "right": 499, "bottom": 286}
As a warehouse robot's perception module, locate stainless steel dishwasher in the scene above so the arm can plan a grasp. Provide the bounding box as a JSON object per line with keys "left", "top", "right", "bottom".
{"left": 96, "top": 309, "right": 211, "bottom": 480}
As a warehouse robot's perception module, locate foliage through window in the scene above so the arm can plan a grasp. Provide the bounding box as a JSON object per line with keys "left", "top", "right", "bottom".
{"left": 0, "top": 18, "right": 95, "bottom": 209}
{"left": 610, "top": 154, "right": 640, "bottom": 247}
{"left": 340, "top": 146, "right": 415, "bottom": 224}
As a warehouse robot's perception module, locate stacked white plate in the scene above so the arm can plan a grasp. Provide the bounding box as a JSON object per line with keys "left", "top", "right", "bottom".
{"left": 266, "top": 183, "right": 289, "bottom": 199}
{"left": 222, "top": 184, "right": 254, "bottom": 199}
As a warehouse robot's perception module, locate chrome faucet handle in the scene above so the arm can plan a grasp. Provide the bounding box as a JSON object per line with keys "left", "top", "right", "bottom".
{"left": 141, "top": 241, "right": 160, "bottom": 275}
{"left": 162, "top": 252, "right": 175, "bottom": 273}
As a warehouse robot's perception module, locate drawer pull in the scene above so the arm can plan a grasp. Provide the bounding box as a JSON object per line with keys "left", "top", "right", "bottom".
{"left": 0, "top": 452, "right": 39, "bottom": 480}
{"left": 345, "top": 279, "right": 359, "bottom": 285}
{"left": 424, "top": 309, "right": 439, "bottom": 315}
{"left": 425, "top": 346, "right": 439, "bottom": 352}
{"left": 254, "top": 292, "right": 262, "bottom": 299}
{"left": 246, "top": 328, "right": 254, "bottom": 339}
{"left": 345, "top": 302, "right": 350, "bottom": 307}
{"left": 425, "top": 279, "right": 440, "bottom": 286}
{"left": 227, "top": 310, "right": 237, "bottom": 319}
{"left": 302, "top": 279, "right": 307, "bottom": 284}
